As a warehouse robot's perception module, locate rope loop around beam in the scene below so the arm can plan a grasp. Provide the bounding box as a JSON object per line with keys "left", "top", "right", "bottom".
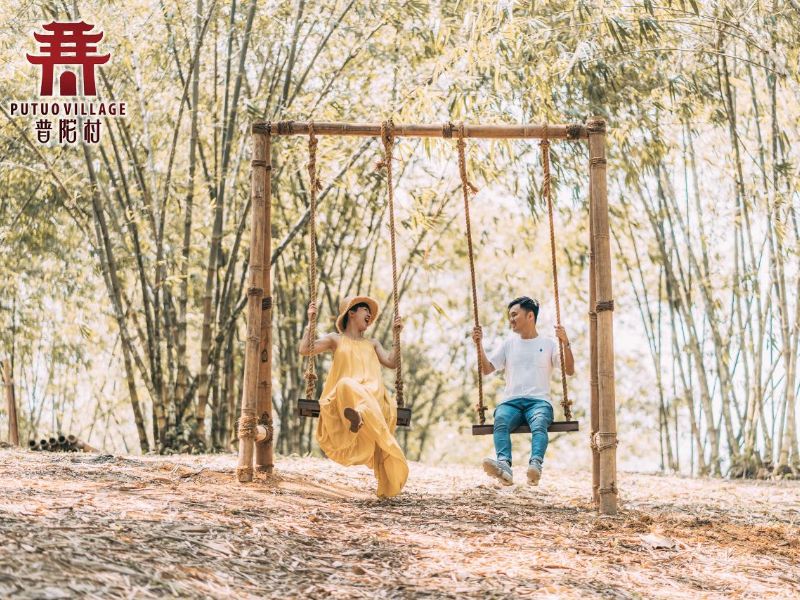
{"left": 586, "top": 117, "right": 606, "bottom": 133}
{"left": 276, "top": 120, "right": 294, "bottom": 135}
{"left": 442, "top": 121, "right": 454, "bottom": 138}
{"left": 596, "top": 300, "right": 615, "bottom": 313}
{"left": 566, "top": 123, "right": 582, "bottom": 139}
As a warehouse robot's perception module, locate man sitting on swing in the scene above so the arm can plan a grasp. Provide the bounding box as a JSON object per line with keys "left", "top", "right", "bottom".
{"left": 299, "top": 296, "right": 409, "bottom": 498}
{"left": 472, "top": 296, "right": 575, "bottom": 486}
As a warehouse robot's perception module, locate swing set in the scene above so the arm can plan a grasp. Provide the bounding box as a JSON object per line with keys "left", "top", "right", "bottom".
{"left": 235, "top": 118, "right": 619, "bottom": 516}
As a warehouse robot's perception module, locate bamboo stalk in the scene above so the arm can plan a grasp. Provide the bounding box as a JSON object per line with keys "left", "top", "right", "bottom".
{"left": 255, "top": 131, "right": 274, "bottom": 474}
{"left": 2, "top": 360, "right": 19, "bottom": 446}
{"left": 74, "top": 439, "right": 99, "bottom": 453}
{"left": 588, "top": 116, "right": 618, "bottom": 516}
{"left": 236, "top": 131, "right": 267, "bottom": 483}
{"left": 589, "top": 172, "right": 600, "bottom": 507}
{"left": 253, "top": 121, "right": 587, "bottom": 140}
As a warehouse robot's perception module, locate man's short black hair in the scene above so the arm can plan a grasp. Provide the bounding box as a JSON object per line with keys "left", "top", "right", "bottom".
{"left": 508, "top": 296, "right": 540, "bottom": 321}
{"left": 342, "top": 302, "right": 370, "bottom": 330}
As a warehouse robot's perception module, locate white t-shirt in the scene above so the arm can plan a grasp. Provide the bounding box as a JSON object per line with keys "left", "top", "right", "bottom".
{"left": 488, "top": 335, "right": 560, "bottom": 405}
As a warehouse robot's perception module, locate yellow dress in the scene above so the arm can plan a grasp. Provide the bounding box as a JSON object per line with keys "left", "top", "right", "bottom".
{"left": 316, "top": 335, "right": 409, "bottom": 497}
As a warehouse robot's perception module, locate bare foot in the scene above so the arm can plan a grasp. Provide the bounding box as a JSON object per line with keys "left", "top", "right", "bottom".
{"left": 343, "top": 407, "right": 363, "bottom": 433}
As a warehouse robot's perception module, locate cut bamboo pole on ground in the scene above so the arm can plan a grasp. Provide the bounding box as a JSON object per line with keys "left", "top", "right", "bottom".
{"left": 255, "top": 131, "right": 274, "bottom": 474}
{"left": 236, "top": 131, "right": 268, "bottom": 483}
{"left": 28, "top": 434, "right": 98, "bottom": 452}
{"left": 588, "top": 116, "right": 618, "bottom": 515}
{"left": 3, "top": 360, "right": 19, "bottom": 447}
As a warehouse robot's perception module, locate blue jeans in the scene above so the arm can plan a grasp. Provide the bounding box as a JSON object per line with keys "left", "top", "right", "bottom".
{"left": 493, "top": 397, "right": 554, "bottom": 466}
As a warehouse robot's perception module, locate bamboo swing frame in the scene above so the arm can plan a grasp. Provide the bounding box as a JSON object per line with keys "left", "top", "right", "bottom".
{"left": 236, "top": 118, "right": 618, "bottom": 516}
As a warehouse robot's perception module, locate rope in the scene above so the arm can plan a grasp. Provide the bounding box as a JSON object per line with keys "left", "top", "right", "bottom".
{"left": 237, "top": 415, "right": 258, "bottom": 440}
{"left": 380, "top": 119, "right": 404, "bottom": 408}
{"left": 599, "top": 483, "right": 619, "bottom": 495}
{"left": 456, "top": 123, "right": 486, "bottom": 425}
{"left": 593, "top": 432, "right": 618, "bottom": 452}
{"left": 596, "top": 300, "right": 615, "bottom": 312}
{"left": 303, "top": 124, "right": 320, "bottom": 400}
{"left": 540, "top": 134, "right": 572, "bottom": 421}
{"left": 258, "top": 411, "right": 274, "bottom": 445}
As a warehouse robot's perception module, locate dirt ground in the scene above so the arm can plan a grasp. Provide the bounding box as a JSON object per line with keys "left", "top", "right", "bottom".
{"left": 0, "top": 449, "right": 798, "bottom": 599}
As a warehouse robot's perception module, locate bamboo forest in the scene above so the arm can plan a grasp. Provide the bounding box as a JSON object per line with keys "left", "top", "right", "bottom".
{"left": 1, "top": 1, "right": 798, "bottom": 597}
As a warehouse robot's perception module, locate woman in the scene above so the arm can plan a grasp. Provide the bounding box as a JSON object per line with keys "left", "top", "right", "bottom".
{"left": 299, "top": 295, "right": 408, "bottom": 497}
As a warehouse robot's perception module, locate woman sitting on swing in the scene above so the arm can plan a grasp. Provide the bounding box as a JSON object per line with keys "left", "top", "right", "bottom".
{"left": 299, "top": 296, "right": 409, "bottom": 498}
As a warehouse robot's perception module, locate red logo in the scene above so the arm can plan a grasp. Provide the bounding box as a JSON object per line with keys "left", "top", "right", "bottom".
{"left": 26, "top": 21, "right": 110, "bottom": 97}
{"left": 10, "top": 21, "right": 126, "bottom": 145}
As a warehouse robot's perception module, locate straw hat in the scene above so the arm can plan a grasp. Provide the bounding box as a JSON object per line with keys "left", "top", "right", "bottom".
{"left": 335, "top": 295, "right": 380, "bottom": 333}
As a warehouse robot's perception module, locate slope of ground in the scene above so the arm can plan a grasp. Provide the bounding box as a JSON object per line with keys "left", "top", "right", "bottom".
{"left": 0, "top": 449, "right": 798, "bottom": 599}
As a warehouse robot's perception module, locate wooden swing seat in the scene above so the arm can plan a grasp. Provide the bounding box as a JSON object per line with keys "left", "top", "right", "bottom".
{"left": 298, "top": 398, "right": 412, "bottom": 428}
{"left": 472, "top": 420, "right": 579, "bottom": 435}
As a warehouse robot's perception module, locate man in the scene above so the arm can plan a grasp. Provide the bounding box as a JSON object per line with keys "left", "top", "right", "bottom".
{"left": 472, "top": 296, "right": 575, "bottom": 486}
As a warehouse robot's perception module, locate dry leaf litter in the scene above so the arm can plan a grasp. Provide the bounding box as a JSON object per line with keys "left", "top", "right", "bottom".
{"left": 0, "top": 449, "right": 798, "bottom": 599}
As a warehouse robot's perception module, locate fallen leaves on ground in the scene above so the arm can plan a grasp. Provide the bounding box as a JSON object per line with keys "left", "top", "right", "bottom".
{"left": 0, "top": 449, "right": 798, "bottom": 599}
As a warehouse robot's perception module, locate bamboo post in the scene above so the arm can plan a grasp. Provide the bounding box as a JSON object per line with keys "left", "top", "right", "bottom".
{"left": 2, "top": 360, "right": 19, "bottom": 446}
{"left": 236, "top": 130, "right": 268, "bottom": 483}
{"left": 588, "top": 116, "right": 618, "bottom": 515}
{"left": 255, "top": 128, "right": 274, "bottom": 474}
{"left": 589, "top": 175, "right": 600, "bottom": 507}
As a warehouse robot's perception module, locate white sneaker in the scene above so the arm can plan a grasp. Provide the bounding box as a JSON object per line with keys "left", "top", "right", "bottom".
{"left": 483, "top": 458, "right": 513, "bottom": 486}
{"left": 527, "top": 462, "right": 542, "bottom": 486}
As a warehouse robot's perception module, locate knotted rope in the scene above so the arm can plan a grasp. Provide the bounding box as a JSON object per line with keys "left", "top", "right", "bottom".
{"left": 455, "top": 122, "right": 486, "bottom": 425}
{"left": 380, "top": 119, "right": 405, "bottom": 408}
{"left": 540, "top": 132, "right": 572, "bottom": 421}
{"left": 304, "top": 124, "right": 321, "bottom": 400}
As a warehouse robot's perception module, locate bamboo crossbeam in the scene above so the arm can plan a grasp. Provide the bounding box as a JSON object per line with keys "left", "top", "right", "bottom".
{"left": 252, "top": 121, "right": 588, "bottom": 140}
